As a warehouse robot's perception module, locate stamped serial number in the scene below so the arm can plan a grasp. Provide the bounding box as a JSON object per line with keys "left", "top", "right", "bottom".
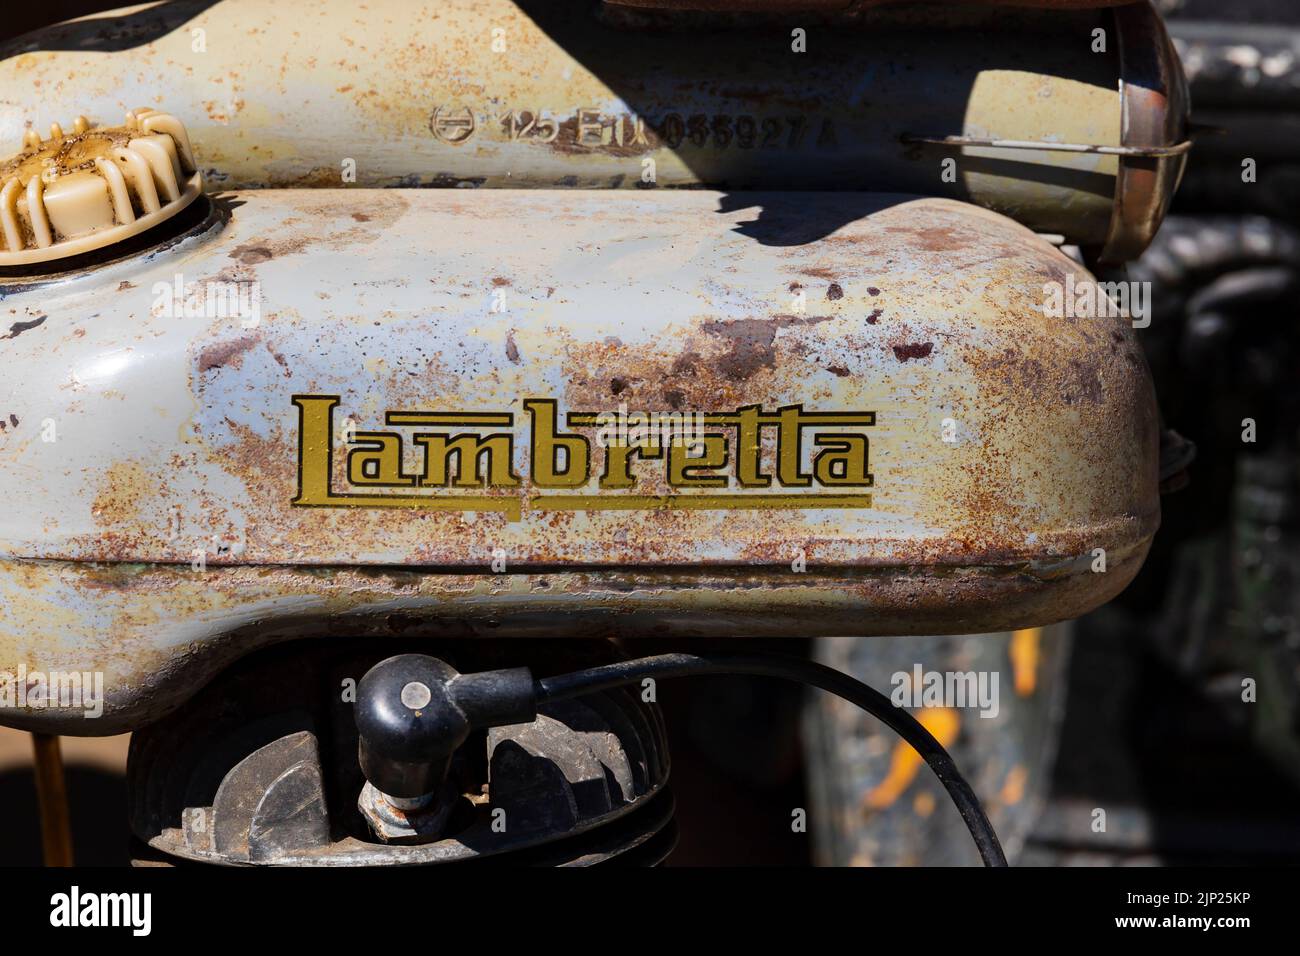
{"left": 431, "top": 105, "right": 838, "bottom": 151}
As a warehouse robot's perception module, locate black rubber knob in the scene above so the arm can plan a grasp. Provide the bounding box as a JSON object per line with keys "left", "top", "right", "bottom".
{"left": 355, "top": 655, "right": 470, "bottom": 800}
{"left": 355, "top": 654, "right": 538, "bottom": 801}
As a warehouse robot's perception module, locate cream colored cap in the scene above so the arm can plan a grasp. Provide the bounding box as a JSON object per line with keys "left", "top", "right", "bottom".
{"left": 0, "top": 108, "right": 202, "bottom": 266}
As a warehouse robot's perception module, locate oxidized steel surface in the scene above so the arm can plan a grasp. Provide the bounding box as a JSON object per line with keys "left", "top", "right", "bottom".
{"left": 0, "top": 189, "right": 1157, "bottom": 732}
{"left": 0, "top": 560, "right": 1141, "bottom": 735}
{"left": 0, "top": 0, "right": 1182, "bottom": 251}
{"left": 0, "top": 191, "right": 1156, "bottom": 567}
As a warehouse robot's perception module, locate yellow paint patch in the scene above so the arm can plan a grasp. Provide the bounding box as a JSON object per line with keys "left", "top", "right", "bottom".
{"left": 1010, "top": 627, "right": 1042, "bottom": 697}
{"left": 862, "top": 707, "right": 960, "bottom": 811}
{"left": 1000, "top": 764, "right": 1029, "bottom": 806}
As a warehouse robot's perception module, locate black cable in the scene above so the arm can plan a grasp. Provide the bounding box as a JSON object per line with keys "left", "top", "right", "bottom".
{"left": 535, "top": 651, "right": 1008, "bottom": 867}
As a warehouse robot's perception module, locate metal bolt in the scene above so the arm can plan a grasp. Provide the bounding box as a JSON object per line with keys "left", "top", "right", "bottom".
{"left": 400, "top": 681, "right": 432, "bottom": 710}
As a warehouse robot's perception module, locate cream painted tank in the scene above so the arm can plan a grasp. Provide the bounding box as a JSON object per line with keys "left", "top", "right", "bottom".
{"left": 0, "top": 0, "right": 1189, "bottom": 263}
{"left": 0, "top": 185, "right": 1158, "bottom": 733}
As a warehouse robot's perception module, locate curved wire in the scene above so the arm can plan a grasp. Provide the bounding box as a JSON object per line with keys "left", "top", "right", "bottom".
{"left": 535, "top": 651, "right": 1007, "bottom": 867}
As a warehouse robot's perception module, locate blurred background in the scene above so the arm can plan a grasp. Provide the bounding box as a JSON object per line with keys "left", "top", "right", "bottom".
{"left": 2, "top": 0, "right": 1298, "bottom": 866}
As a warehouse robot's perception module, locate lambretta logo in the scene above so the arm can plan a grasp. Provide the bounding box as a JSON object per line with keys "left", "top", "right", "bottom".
{"left": 50, "top": 887, "right": 151, "bottom": 936}
{"left": 292, "top": 395, "right": 874, "bottom": 520}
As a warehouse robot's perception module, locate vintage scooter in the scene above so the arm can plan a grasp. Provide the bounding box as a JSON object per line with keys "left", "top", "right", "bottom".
{"left": 0, "top": 0, "right": 1186, "bottom": 865}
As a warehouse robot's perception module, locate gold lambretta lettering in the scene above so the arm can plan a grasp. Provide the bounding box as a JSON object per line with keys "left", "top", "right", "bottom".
{"left": 292, "top": 395, "right": 874, "bottom": 520}
{"left": 525, "top": 399, "right": 590, "bottom": 488}
{"left": 347, "top": 432, "right": 415, "bottom": 487}
{"left": 414, "top": 433, "right": 520, "bottom": 488}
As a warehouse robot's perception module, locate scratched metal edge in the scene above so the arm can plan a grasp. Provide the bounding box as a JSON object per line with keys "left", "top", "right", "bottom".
{"left": 0, "top": 537, "right": 1150, "bottom": 735}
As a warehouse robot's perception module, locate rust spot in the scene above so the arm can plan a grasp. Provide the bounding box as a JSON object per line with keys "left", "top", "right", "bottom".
{"left": 504, "top": 330, "right": 521, "bottom": 365}
{"left": 826, "top": 365, "right": 851, "bottom": 377}
{"left": 90, "top": 461, "right": 151, "bottom": 527}
{"left": 701, "top": 315, "right": 833, "bottom": 381}
{"left": 491, "top": 276, "right": 511, "bottom": 287}
{"left": 199, "top": 335, "right": 259, "bottom": 373}
{"left": 978, "top": 348, "right": 1044, "bottom": 393}
{"left": 866, "top": 308, "right": 882, "bottom": 324}
{"left": 8, "top": 414, "right": 16, "bottom": 427}
{"left": 610, "top": 377, "right": 628, "bottom": 395}
{"left": 352, "top": 212, "right": 371, "bottom": 222}
{"left": 867, "top": 286, "right": 881, "bottom": 296}
{"left": 974, "top": 348, "right": 1104, "bottom": 407}
{"left": 894, "top": 225, "right": 962, "bottom": 253}
{"left": 798, "top": 266, "right": 837, "bottom": 280}
{"left": 892, "top": 342, "right": 933, "bottom": 362}
{"left": 229, "top": 243, "right": 272, "bottom": 265}
{"left": 116, "top": 281, "right": 135, "bottom": 292}
{"left": 668, "top": 350, "right": 700, "bottom": 378}
{"left": 4, "top": 315, "right": 46, "bottom": 339}
{"left": 1064, "top": 359, "right": 1103, "bottom": 405}
{"left": 826, "top": 282, "right": 843, "bottom": 301}
{"left": 265, "top": 342, "right": 290, "bottom": 373}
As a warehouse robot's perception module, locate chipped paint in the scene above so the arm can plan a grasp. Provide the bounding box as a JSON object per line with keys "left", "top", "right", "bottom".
{"left": 0, "top": 190, "right": 1159, "bottom": 732}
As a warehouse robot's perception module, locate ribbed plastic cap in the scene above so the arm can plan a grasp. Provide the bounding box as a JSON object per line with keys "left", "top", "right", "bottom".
{"left": 0, "top": 108, "right": 202, "bottom": 266}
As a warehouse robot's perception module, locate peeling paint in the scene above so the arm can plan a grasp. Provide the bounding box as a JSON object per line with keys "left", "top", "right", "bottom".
{"left": 0, "top": 189, "right": 1159, "bottom": 732}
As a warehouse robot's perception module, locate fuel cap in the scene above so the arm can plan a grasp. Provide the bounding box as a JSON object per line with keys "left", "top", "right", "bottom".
{"left": 0, "top": 108, "right": 201, "bottom": 266}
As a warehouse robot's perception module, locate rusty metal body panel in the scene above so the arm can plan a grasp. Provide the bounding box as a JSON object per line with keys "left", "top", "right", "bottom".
{"left": 0, "top": 0, "right": 1185, "bottom": 258}
{"left": 0, "top": 190, "right": 1157, "bottom": 732}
